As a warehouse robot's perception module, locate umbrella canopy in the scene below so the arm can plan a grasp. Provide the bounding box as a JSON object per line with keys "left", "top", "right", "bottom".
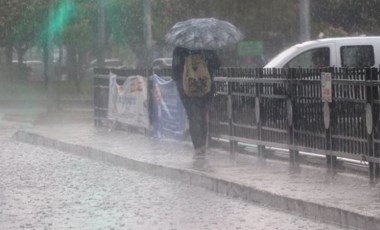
{"left": 165, "top": 18, "right": 243, "bottom": 50}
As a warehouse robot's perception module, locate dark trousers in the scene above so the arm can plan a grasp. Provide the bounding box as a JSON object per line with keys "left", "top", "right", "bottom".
{"left": 179, "top": 93, "right": 211, "bottom": 151}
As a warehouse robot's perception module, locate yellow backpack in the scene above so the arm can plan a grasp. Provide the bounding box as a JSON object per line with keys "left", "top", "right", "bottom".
{"left": 182, "top": 54, "right": 211, "bottom": 97}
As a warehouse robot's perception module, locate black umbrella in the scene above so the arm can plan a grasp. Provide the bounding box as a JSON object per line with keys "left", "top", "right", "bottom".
{"left": 165, "top": 18, "right": 243, "bottom": 50}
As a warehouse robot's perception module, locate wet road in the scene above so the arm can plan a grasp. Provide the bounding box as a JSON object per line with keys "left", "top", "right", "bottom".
{"left": 0, "top": 126, "right": 346, "bottom": 230}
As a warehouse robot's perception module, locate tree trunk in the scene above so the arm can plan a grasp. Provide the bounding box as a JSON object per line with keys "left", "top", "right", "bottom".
{"left": 78, "top": 49, "right": 85, "bottom": 80}
{"left": 43, "top": 43, "right": 49, "bottom": 90}
{"left": 66, "top": 45, "right": 77, "bottom": 79}
{"left": 14, "top": 45, "right": 29, "bottom": 81}
{"left": 5, "top": 45, "right": 12, "bottom": 66}
{"left": 15, "top": 45, "right": 27, "bottom": 64}
{"left": 0, "top": 48, "right": 6, "bottom": 80}
{"left": 66, "top": 45, "right": 81, "bottom": 93}
{"left": 55, "top": 44, "right": 64, "bottom": 80}
{"left": 0, "top": 48, "right": 4, "bottom": 68}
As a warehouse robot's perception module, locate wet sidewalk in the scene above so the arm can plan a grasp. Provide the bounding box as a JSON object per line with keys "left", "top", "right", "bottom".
{"left": 10, "top": 115, "right": 380, "bottom": 230}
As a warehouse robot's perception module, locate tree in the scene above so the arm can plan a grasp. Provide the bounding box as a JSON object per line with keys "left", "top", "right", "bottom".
{"left": 311, "top": 0, "right": 380, "bottom": 37}
{"left": 106, "top": 0, "right": 146, "bottom": 66}
{"left": 0, "top": 0, "right": 49, "bottom": 65}
{"left": 56, "top": 0, "right": 97, "bottom": 91}
{"left": 149, "top": 0, "right": 299, "bottom": 60}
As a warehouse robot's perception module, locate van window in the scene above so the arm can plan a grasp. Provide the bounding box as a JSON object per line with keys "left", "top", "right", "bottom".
{"left": 340, "top": 45, "right": 374, "bottom": 67}
{"left": 284, "top": 47, "right": 330, "bottom": 68}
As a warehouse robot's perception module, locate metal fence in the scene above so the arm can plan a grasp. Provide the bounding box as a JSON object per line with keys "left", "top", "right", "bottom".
{"left": 210, "top": 67, "right": 380, "bottom": 182}
{"left": 94, "top": 67, "right": 380, "bottom": 182}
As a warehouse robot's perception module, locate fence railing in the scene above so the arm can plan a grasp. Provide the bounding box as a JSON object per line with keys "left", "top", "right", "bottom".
{"left": 94, "top": 67, "right": 380, "bottom": 183}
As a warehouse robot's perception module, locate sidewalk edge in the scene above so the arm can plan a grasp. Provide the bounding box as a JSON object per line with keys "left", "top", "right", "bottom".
{"left": 13, "top": 130, "right": 379, "bottom": 230}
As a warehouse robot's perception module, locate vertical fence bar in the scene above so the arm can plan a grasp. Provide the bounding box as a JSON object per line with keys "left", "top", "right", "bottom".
{"left": 325, "top": 104, "right": 334, "bottom": 172}
{"left": 227, "top": 68, "right": 236, "bottom": 156}
{"left": 374, "top": 67, "right": 380, "bottom": 181}
{"left": 257, "top": 68, "right": 265, "bottom": 160}
{"left": 366, "top": 68, "right": 376, "bottom": 184}
{"left": 325, "top": 68, "right": 337, "bottom": 173}
{"left": 368, "top": 124, "right": 375, "bottom": 185}
{"left": 288, "top": 68, "right": 300, "bottom": 172}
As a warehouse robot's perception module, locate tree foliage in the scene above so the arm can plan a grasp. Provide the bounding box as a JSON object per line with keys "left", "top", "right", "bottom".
{"left": 151, "top": 0, "right": 300, "bottom": 44}
{"left": 0, "top": 0, "right": 49, "bottom": 62}
{"left": 311, "top": 0, "right": 380, "bottom": 36}
{"left": 2, "top": 0, "right": 380, "bottom": 66}
{"left": 106, "top": 0, "right": 144, "bottom": 55}
{"left": 60, "top": 0, "right": 96, "bottom": 49}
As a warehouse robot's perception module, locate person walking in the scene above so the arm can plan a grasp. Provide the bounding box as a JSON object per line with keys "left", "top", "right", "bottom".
{"left": 172, "top": 46, "right": 220, "bottom": 159}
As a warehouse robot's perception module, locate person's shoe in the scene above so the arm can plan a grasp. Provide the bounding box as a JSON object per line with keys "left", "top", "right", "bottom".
{"left": 192, "top": 146, "right": 206, "bottom": 159}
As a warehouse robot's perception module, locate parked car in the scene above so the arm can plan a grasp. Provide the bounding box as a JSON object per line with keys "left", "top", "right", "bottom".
{"left": 264, "top": 36, "right": 380, "bottom": 69}
{"left": 153, "top": 58, "right": 172, "bottom": 69}
{"left": 89, "top": 58, "right": 123, "bottom": 68}
{"left": 12, "top": 60, "right": 44, "bottom": 81}
{"left": 85, "top": 58, "right": 123, "bottom": 78}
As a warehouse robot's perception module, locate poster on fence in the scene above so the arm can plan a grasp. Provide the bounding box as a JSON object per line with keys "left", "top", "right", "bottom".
{"left": 108, "top": 73, "right": 149, "bottom": 129}
{"left": 321, "top": 72, "right": 332, "bottom": 103}
{"left": 151, "top": 74, "right": 186, "bottom": 139}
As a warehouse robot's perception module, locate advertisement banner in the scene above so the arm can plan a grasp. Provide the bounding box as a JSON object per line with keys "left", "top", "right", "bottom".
{"left": 321, "top": 72, "right": 332, "bottom": 103}
{"left": 108, "top": 73, "right": 149, "bottom": 129}
{"left": 151, "top": 74, "right": 186, "bottom": 139}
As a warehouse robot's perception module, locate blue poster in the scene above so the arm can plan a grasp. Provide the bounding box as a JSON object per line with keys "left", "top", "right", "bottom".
{"left": 151, "top": 74, "right": 186, "bottom": 140}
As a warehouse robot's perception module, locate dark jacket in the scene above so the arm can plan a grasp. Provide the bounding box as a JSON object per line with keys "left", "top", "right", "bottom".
{"left": 172, "top": 47, "right": 220, "bottom": 99}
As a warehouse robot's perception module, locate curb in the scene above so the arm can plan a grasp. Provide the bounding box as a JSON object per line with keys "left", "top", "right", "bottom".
{"left": 13, "top": 130, "right": 380, "bottom": 230}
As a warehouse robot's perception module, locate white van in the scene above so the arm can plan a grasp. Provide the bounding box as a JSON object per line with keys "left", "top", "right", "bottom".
{"left": 264, "top": 36, "right": 380, "bottom": 69}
